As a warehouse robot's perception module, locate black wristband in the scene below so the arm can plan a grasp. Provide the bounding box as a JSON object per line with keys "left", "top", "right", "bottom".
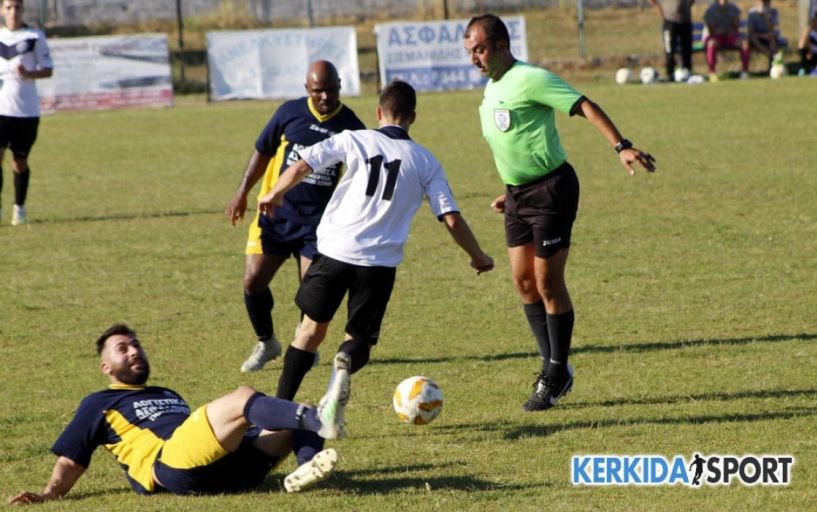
{"left": 614, "top": 139, "right": 633, "bottom": 153}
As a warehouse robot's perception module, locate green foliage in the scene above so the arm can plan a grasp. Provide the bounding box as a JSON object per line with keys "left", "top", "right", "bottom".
{"left": 1, "top": 79, "right": 816, "bottom": 509}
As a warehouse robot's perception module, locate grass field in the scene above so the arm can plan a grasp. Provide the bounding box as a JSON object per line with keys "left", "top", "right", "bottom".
{"left": 2, "top": 77, "right": 816, "bottom": 510}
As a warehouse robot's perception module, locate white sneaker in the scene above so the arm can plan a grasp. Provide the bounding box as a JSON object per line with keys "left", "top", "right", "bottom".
{"left": 316, "top": 353, "right": 351, "bottom": 439}
{"left": 739, "top": 71, "right": 749, "bottom": 80}
{"left": 11, "top": 205, "right": 26, "bottom": 226}
{"left": 239, "top": 336, "right": 282, "bottom": 372}
{"left": 284, "top": 448, "right": 338, "bottom": 492}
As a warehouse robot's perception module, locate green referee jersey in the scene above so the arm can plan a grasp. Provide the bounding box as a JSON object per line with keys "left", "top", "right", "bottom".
{"left": 479, "top": 61, "right": 584, "bottom": 186}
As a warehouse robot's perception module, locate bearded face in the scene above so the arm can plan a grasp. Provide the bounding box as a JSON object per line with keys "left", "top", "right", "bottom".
{"left": 101, "top": 334, "right": 151, "bottom": 386}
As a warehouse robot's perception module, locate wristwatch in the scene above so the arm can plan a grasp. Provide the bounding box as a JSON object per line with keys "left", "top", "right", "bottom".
{"left": 614, "top": 139, "right": 633, "bottom": 153}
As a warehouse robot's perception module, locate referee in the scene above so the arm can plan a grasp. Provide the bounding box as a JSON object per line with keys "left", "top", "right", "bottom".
{"left": 464, "top": 14, "right": 656, "bottom": 412}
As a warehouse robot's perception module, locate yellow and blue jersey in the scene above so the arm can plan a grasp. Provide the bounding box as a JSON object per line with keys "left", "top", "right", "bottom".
{"left": 252, "top": 97, "right": 365, "bottom": 241}
{"left": 51, "top": 385, "right": 191, "bottom": 494}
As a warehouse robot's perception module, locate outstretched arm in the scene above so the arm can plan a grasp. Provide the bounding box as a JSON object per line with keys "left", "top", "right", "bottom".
{"left": 257, "top": 159, "right": 314, "bottom": 217}
{"left": 441, "top": 212, "right": 494, "bottom": 274}
{"left": 8, "top": 456, "right": 85, "bottom": 505}
{"left": 225, "top": 150, "right": 273, "bottom": 226}
{"left": 575, "top": 99, "right": 656, "bottom": 175}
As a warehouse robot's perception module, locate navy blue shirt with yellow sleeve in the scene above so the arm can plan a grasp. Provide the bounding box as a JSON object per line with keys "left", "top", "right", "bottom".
{"left": 50, "top": 385, "right": 190, "bottom": 494}
{"left": 252, "top": 97, "right": 366, "bottom": 239}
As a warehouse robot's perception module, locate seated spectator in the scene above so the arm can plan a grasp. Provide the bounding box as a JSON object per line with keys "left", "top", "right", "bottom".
{"left": 704, "top": 0, "right": 751, "bottom": 80}
{"left": 797, "top": 12, "right": 817, "bottom": 75}
{"left": 747, "top": 0, "right": 783, "bottom": 71}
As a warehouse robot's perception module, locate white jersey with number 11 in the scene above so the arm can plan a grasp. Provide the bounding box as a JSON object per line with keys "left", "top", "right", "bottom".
{"left": 298, "top": 125, "right": 459, "bottom": 268}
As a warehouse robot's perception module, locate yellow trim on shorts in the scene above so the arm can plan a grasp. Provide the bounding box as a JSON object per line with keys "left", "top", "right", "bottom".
{"left": 158, "top": 405, "right": 228, "bottom": 470}
{"left": 103, "top": 410, "right": 164, "bottom": 492}
{"left": 245, "top": 137, "right": 288, "bottom": 255}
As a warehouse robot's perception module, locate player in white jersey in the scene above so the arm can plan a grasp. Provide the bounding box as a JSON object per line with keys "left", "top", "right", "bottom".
{"left": 257, "top": 80, "right": 494, "bottom": 438}
{"left": 0, "top": 0, "right": 53, "bottom": 226}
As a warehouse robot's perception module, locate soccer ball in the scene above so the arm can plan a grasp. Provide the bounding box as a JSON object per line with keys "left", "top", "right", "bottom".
{"left": 640, "top": 67, "right": 658, "bottom": 84}
{"left": 673, "top": 67, "right": 690, "bottom": 83}
{"left": 615, "top": 67, "right": 631, "bottom": 85}
{"left": 392, "top": 376, "right": 443, "bottom": 425}
{"left": 770, "top": 63, "right": 787, "bottom": 79}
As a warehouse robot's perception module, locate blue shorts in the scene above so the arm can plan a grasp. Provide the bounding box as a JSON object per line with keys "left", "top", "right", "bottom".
{"left": 246, "top": 212, "right": 318, "bottom": 260}
{"left": 152, "top": 406, "right": 281, "bottom": 495}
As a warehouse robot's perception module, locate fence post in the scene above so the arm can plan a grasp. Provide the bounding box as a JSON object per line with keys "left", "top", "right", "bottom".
{"left": 578, "top": 0, "right": 586, "bottom": 58}
{"left": 307, "top": 0, "right": 315, "bottom": 27}
{"left": 176, "top": 0, "right": 185, "bottom": 82}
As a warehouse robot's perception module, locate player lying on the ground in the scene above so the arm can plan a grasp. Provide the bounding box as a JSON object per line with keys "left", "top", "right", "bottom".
{"left": 8, "top": 323, "right": 346, "bottom": 505}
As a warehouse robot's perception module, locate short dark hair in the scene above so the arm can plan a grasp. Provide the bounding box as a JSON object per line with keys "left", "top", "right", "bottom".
{"left": 96, "top": 323, "right": 136, "bottom": 355}
{"left": 379, "top": 80, "right": 416, "bottom": 122}
{"left": 465, "top": 14, "right": 510, "bottom": 46}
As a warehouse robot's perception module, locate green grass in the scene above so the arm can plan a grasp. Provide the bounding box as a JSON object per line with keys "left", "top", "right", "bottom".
{"left": 2, "top": 77, "right": 816, "bottom": 510}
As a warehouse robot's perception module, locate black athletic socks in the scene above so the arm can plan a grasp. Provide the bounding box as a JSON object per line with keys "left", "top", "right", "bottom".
{"left": 276, "top": 346, "right": 318, "bottom": 400}
{"left": 546, "top": 309, "right": 574, "bottom": 379}
{"left": 337, "top": 338, "right": 371, "bottom": 374}
{"left": 14, "top": 168, "right": 30, "bottom": 206}
{"left": 244, "top": 288, "right": 274, "bottom": 340}
{"left": 523, "top": 301, "right": 550, "bottom": 365}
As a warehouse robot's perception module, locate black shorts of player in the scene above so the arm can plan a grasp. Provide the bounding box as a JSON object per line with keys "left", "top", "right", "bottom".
{"left": 259, "top": 215, "right": 319, "bottom": 260}
{"left": 295, "top": 254, "right": 396, "bottom": 345}
{"left": 0, "top": 115, "right": 39, "bottom": 158}
{"left": 504, "top": 161, "right": 580, "bottom": 258}
{"left": 153, "top": 434, "right": 280, "bottom": 495}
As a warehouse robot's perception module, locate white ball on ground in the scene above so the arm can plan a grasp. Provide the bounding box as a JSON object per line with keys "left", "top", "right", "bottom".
{"left": 615, "top": 67, "right": 631, "bottom": 85}
{"left": 640, "top": 67, "right": 658, "bottom": 84}
{"left": 770, "top": 63, "right": 787, "bottom": 79}
{"left": 674, "top": 67, "right": 690, "bottom": 83}
{"left": 393, "top": 376, "right": 443, "bottom": 425}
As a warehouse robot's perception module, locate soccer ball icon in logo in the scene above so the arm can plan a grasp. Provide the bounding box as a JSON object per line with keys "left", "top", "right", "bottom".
{"left": 393, "top": 376, "right": 443, "bottom": 425}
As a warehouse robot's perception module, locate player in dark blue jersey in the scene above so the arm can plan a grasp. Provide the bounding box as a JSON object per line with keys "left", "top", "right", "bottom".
{"left": 8, "top": 323, "right": 345, "bottom": 504}
{"left": 225, "top": 60, "right": 366, "bottom": 376}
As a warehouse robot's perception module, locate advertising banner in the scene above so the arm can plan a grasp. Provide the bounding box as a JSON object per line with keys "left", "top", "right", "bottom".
{"left": 207, "top": 27, "right": 360, "bottom": 101}
{"left": 375, "top": 17, "right": 527, "bottom": 92}
{"left": 37, "top": 34, "right": 173, "bottom": 112}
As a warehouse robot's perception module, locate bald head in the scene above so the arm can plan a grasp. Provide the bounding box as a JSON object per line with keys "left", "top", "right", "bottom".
{"left": 305, "top": 60, "right": 341, "bottom": 115}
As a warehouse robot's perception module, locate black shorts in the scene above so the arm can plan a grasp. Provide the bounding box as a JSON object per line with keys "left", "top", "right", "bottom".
{"left": 504, "top": 162, "right": 580, "bottom": 258}
{"left": 0, "top": 116, "right": 39, "bottom": 159}
{"left": 295, "top": 254, "right": 396, "bottom": 345}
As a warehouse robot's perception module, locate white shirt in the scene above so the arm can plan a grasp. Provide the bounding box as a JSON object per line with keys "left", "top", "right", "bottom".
{"left": 0, "top": 25, "right": 53, "bottom": 117}
{"left": 299, "top": 125, "right": 459, "bottom": 267}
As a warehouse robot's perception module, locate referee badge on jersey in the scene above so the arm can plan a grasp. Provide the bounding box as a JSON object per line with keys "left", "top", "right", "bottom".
{"left": 493, "top": 109, "right": 511, "bottom": 132}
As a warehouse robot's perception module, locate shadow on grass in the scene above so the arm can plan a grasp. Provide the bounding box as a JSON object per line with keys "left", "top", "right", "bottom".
{"left": 572, "top": 332, "right": 817, "bottom": 355}
{"left": 501, "top": 406, "right": 817, "bottom": 441}
{"left": 564, "top": 387, "right": 817, "bottom": 409}
{"left": 56, "top": 487, "right": 132, "bottom": 501}
{"left": 29, "top": 208, "right": 221, "bottom": 224}
{"left": 373, "top": 332, "right": 817, "bottom": 365}
{"left": 253, "top": 460, "right": 545, "bottom": 495}
{"left": 328, "top": 473, "right": 546, "bottom": 494}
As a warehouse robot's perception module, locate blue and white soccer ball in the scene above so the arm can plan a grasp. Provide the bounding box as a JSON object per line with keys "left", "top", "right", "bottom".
{"left": 393, "top": 376, "right": 443, "bottom": 425}
{"left": 640, "top": 67, "right": 659, "bottom": 84}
